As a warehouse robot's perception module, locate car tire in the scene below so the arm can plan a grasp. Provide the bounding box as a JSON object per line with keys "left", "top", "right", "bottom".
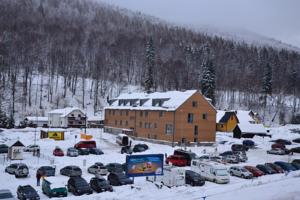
{"left": 241, "top": 174, "right": 245, "bottom": 179}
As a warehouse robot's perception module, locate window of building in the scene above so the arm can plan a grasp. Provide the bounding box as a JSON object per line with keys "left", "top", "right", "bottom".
{"left": 78, "top": 121, "right": 82, "bottom": 124}
{"left": 194, "top": 125, "right": 198, "bottom": 136}
{"left": 113, "top": 110, "right": 115, "bottom": 115}
{"left": 108, "top": 110, "right": 111, "bottom": 115}
{"left": 145, "top": 111, "right": 148, "bottom": 117}
{"left": 140, "top": 111, "right": 143, "bottom": 117}
{"left": 165, "top": 124, "right": 173, "bottom": 134}
{"left": 50, "top": 121, "right": 52, "bottom": 125}
{"left": 192, "top": 101, "right": 198, "bottom": 107}
{"left": 120, "top": 110, "right": 123, "bottom": 116}
{"left": 126, "top": 111, "right": 129, "bottom": 116}
{"left": 120, "top": 120, "right": 122, "bottom": 126}
{"left": 154, "top": 123, "right": 157, "bottom": 128}
{"left": 115, "top": 120, "right": 117, "bottom": 125}
{"left": 144, "top": 122, "right": 147, "bottom": 128}
{"left": 139, "top": 122, "right": 142, "bottom": 128}
{"left": 78, "top": 114, "right": 81, "bottom": 117}
{"left": 125, "top": 121, "right": 128, "bottom": 126}
{"left": 148, "top": 123, "right": 151, "bottom": 128}
{"left": 60, "top": 121, "right": 62, "bottom": 125}
{"left": 202, "top": 113, "right": 207, "bottom": 120}
{"left": 187, "top": 113, "right": 194, "bottom": 123}
{"left": 159, "top": 111, "right": 164, "bottom": 117}
{"left": 71, "top": 114, "right": 74, "bottom": 117}
{"left": 194, "top": 138, "right": 198, "bottom": 143}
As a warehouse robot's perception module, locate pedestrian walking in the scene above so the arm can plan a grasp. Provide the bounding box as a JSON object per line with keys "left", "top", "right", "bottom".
{"left": 36, "top": 172, "right": 41, "bottom": 186}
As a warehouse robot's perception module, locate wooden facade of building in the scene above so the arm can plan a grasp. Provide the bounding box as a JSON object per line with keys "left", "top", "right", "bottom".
{"left": 216, "top": 111, "right": 239, "bottom": 132}
{"left": 104, "top": 90, "right": 216, "bottom": 144}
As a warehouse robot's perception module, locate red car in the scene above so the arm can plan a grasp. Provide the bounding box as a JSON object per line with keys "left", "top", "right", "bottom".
{"left": 74, "top": 140, "right": 96, "bottom": 149}
{"left": 166, "top": 155, "right": 188, "bottom": 167}
{"left": 244, "top": 166, "right": 265, "bottom": 177}
{"left": 271, "top": 143, "right": 286, "bottom": 150}
{"left": 53, "top": 147, "right": 64, "bottom": 156}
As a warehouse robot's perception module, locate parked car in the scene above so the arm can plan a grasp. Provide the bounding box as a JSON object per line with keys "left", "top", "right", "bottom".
{"left": 166, "top": 155, "right": 188, "bottom": 166}
{"left": 233, "top": 151, "right": 248, "bottom": 162}
{"left": 265, "top": 163, "right": 284, "bottom": 173}
{"left": 256, "top": 164, "right": 276, "bottom": 174}
{"left": 229, "top": 166, "right": 253, "bottom": 179}
{"left": 289, "top": 147, "right": 300, "bottom": 154}
{"left": 292, "top": 159, "right": 300, "bottom": 165}
{"left": 271, "top": 143, "right": 286, "bottom": 150}
{"left": 231, "top": 144, "right": 248, "bottom": 152}
{"left": 66, "top": 147, "right": 79, "bottom": 157}
{"left": 5, "top": 163, "right": 29, "bottom": 178}
{"left": 53, "top": 147, "right": 64, "bottom": 157}
{"left": 185, "top": 170, "right": 205, "bottom": 186}
{"left": 173, "top": 149, "right": 197, "bottom": 166}
{"left": 74, "top": 140, "right": 96, "bottom": 149}
{"left": 89, "top": 148, "right": 103, "bottom": 155}
{"left": 90, "top": 177, "right": 113, "bottom": 193}
{"left": 0, "top": 144, "right": 8, "bottom": 154}
{"left": 121, "top": 146, "right": 133, "bottom": 154}
{"left": 222, "top": 155, "right": 239, "bottom": 164}
{"left": 42, "top": 177, "right": 68, "bottom": 198}
{"left": 23, "top": 144, "right": 40, "bottom": 152}
{"left": 67, "top": 176, "right": 93, "bottom": 196}
{"left": 292, "top": 138, "right": 300, "bottom": 143}
{"left": 267, "top": 148, "right": 287, "bottom": 155}
{"left": 132, "top": 144, "right": 149, "bottom": 153}
{"left": 271, "top": 139, "right": 292, "bottom": 145}
{"left": 242, "top": 140, "right": 255, "bottom": 148}
{"left": 244, "top": 166, "right": 265, "bottom": 177}
{"left": 77, "top": 148, "right": 90, "bottom": 155}
{"left": 37, "top": 166, "right": 55, "bottom": 177}
{"left": 105, "top": 163, "right": 124, "bottom": 173}
{"left": 88, "top": 164, "right": 108, "bottom": 176}
{"left": 17, "top": 185, "right": 39, "bottom": 200}
{"left": 107, "top": 172, "right": 134, "bottom": 186}
{"left": 0, "top": 189, "right": 15, "bottom": 200}
{"left": 291, "top": 162, "right": 300, "bottom": 170}
{"left": 60, "top": 166, "right": 82, "bottom": 177}
{"left": 219, "top": 151, "right": 234, "bottom": 156}
{"left": 274, "top": 161, "right": 297, "bottom": 172}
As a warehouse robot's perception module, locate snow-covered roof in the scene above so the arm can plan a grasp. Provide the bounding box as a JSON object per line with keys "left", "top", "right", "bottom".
{"left": 87, "top": 115, "right": 103, "bottom": 121}
{"left": 235, "top": 110, "right": 255, "bottom": 123}
{"left": 7, "top": 140, "right": 25, "bottom": 147}
{"left": 238, "top": 123, "right": 266, "bottom": 134}
{"left": 106, "top": 90, "right": 211, "bottom": 111}
{"left": 25, "top": 116, "right": 48, "bottom": 122}
{"left": 216, "top": 110, "right": 226, "bottom": 122}
{"left": 41, "top": 128, "right": 66, "bottom": 132}
{"left": 43, "top": 177, "right": 66, "bottom": 189}
{"left": 48, "top": 107, "right": 84, "bottom": 117}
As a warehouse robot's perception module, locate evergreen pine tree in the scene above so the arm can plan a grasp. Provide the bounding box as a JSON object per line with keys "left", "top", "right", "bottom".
{"left": 262, "top": 63, "right": 272, "bottom": 95}
{"left": 144, "top": 37, "right": 155, "bottom": 93}
{"left": 201, "top": 59, "right": 216, "bottom": 105}
{"left": 0, "top": 108, "right": 9, "bottom": 128}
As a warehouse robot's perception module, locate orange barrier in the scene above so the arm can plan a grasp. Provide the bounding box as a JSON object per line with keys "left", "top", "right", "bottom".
{"left": 80, "top": 133, "right": 93, "bottom": 140}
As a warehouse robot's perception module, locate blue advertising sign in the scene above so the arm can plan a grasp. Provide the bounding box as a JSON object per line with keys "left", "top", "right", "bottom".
{"left": 126, "top": 154, "right": 164, "bottom": 177}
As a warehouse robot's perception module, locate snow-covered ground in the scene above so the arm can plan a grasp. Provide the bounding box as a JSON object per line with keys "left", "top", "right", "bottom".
{"left": 0, "top": 125, "right": 300, "bottom": 200}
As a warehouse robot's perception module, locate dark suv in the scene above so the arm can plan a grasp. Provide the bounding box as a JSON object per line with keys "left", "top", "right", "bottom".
{"left": 108, "top": 172, "right": 133, "bottom": 186}
{"left": 90, "top": 177, "right": 113, "bottom": 193}
{"left": 37, "top": 166, "right": 55, "bottom": 177}
{"left": 105, "top": 163, "right": 124, "bottom": 173}
{"left": 17, "top": 185, "right": 40, "bottom": 200}
{"left": 185, "top": 170, "right": 205, "bottom": 186}
{"left": 60, "top": 166, "right": 82, "bottom": 177}
{"left": 67, "top": 176, "right": 93, "bottom": 196}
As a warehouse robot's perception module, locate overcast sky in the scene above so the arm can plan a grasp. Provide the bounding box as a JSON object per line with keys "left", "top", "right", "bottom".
{"left": 100, "top": 0, "right": 300, "bottom": 48}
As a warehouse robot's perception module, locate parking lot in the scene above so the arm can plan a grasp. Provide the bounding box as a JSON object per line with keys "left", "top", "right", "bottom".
{"left": 0, "top": 125, "right": 300, "bottom": 200}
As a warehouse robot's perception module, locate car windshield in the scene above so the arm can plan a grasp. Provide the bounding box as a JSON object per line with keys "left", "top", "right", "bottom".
{"left": 241, "top": 168, "right": 247, "bottom": 172}
{"left": 97, "top": 180, "right": 108, "bottom": 186}
{"left": 0, "top": 192, "right": 13, "bottom": 198}
{"left": 19, "top": 166, "right": 28, "bottom": 170}
{"left": 216, "top": 169, "right": 228, "bottom": 176}
{"left": 75, "top": 181, "right": 87, "bottom": 187}
{"left": 73, "top": 168, "right": 81, "bottom": 171}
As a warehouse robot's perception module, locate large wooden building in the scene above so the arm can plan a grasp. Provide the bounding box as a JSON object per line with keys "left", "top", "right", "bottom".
{"left": 104, "top": 90, "right": 216, "bottom": 144}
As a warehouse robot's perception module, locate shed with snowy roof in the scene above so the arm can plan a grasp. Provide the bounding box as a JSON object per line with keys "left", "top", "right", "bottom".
{"left": 24, "top": 116, "right": 48, "bottom": 128}
{"left": 7, "top": 140, "right": 25, "bottom": 160}
{"left": 233, "top": 123, "right": 270, "bottom": 138}
{"left": 105, "top": 90, "right": 216, "bottom": 145}
{"left": 48, "top": 107, "right": 86, "bottom": 128}
{"left": 216, "top": 111, "right": 239, "bottom": 132}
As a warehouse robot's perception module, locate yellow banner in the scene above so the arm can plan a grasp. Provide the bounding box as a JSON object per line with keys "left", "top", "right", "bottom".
{"left": 48, "top": 132, "right": 64, "bottom": 140}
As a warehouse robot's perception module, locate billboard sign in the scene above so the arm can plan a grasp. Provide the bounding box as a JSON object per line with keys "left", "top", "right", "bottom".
{"left": 126, "top": 154, "right": 164, "bottom": 177}
{"left": 48, "top": 132, "right": 64, "bottom": 140}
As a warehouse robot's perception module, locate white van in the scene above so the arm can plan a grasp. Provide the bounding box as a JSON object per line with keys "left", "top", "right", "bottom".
{"left": 191, "top": 160, "right": 230, "bottom": 184}
{"left": 148, "top": 165, "right": 185, "bottom": 187}
{"left": 116, "top": 134, "right": 131, "bottom": 146}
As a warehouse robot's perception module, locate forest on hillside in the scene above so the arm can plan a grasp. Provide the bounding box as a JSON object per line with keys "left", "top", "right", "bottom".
{"left": 0, "top": 0, "right": 299, "bottom": 124}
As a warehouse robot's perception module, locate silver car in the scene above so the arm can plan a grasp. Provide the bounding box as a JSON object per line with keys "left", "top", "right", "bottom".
{"left": 60, "top": 166, "right": 82, "bottom": 177}
{"left": 88, "top": 165, "right": 108, "bottom": 176}
{"left": 5, "top": 163, "right": 29, "bottom": 178}
{"left": 234, "top": 151, "right": 248, "bottom": 162}
{"left": 229, "top": 166, "right": 253, "bottom": 179}
{"left": 222, "top": 155, "right": 239, "bottom": 164}
{"left": 0, "top": 189, "right": 16, "bottom": 200}
{"left": 67, "top": 147, "right": 79, "bottom": 157}
{"left": 24, "top": 145, "right": 40, "bottom": 152}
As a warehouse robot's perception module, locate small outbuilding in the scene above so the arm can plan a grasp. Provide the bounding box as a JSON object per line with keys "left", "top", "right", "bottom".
{"left": 24, "top": 116, "right": 48, "bottom": 128}
{"left": 7, "top": 140, "right": 25, "bottom": 160}
{"left": 87, "top": 116, "right": 104, "bottom": 128}
{"left": 233, "top": 124, "right": 270, "bottom": 138}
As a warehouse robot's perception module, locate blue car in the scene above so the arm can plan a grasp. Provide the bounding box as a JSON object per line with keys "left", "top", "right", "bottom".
{"left": 274, "top": 161, "right": 297, "bottom": 172}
